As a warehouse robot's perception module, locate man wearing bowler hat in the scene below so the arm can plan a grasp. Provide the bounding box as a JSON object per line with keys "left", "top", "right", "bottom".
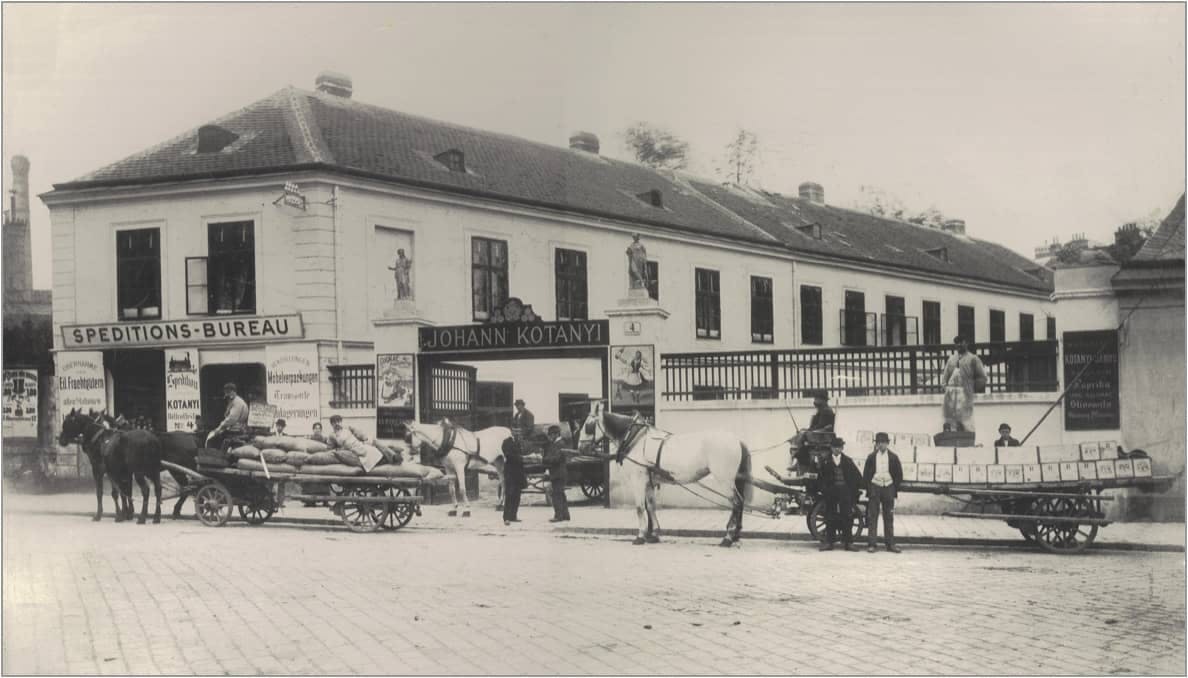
{"left": 818, "top": 438, "right": 861, "bottom": 551}
{"left": 789, "top": 390, "right": 836, "bottom": 470}
{"left": 863, "top": 432, "right": 904, "bottom": 553}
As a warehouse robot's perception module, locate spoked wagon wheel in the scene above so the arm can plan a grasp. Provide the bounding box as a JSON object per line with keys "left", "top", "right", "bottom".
{"left": 194, "top": 481, "right": 233, "bottom": 527}
{"left": 338, "top": 486, "right": 381, "bottom": 533}
{"left": 238, "top": 488, "right": 276, "bottom": 525}
{"left": 375, "top": 486, "right": 415, "bottom": 530}
{"left": 1032, "top": 495, "right": 1099, "bottom": 554}
{"left": 580, "top": 479, "right": 605, "bottom": 500}
{"left": 1001, "top": 497, "right": 1039, "bottom": 543}
{"left": 808, "top": 501, "right": 866, "bottom": 542}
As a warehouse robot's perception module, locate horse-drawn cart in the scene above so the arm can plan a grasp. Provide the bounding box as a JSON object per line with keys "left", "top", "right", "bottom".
{"left": 755, "top": 432, "right": 1181, "bottom": 554}
{"left": 521, "top": 450, "right": 607, "bottom": 502}
{"left": 162, "top": 454, "right": 425, "bottom": 533}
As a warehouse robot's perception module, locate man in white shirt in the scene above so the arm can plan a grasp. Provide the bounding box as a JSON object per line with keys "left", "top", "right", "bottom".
{"left": 862, "top": 432, "right": 904, "bottom": 553}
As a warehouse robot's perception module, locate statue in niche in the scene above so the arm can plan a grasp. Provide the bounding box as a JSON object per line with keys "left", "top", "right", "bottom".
{"left": 626, "top": 233, "right": 648, "bottom": 290}
{"left": 388, "top": 248, "right": 413, "bottom": 300}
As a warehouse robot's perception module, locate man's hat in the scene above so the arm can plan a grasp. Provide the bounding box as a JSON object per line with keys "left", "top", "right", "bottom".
{"left": 514, "top": 399, "right": 525, "bottom": 406}
{"left": 998, "top": 423, "right": 1012, "bottom": 432}
{"left": 275, "top": 418, "right": 287, "bottom": 427}
{"left": 223, "top": 382, "right": 237, "bottom": 391}
{"left": 831, "top": 438, "right": 845, "bottom": 448}
{"left": 547, "top": 424, "right": 562, "bottom": 435}
{"left": 875, "top": 432, "right": 890, "bottom": 443}
{"left": 810, "top": 389, "right": 829, "bottom": 401}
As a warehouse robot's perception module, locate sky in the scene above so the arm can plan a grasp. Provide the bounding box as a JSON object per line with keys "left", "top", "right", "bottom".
{"left": 2, "top": 3, "right": 1184, "bottom": 289}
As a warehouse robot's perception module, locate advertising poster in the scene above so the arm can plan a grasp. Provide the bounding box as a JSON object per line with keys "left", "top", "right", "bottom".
{"left": 56, "top": 351, "right": 107, "bottom": 415}
{"left": 164, "top": 349, "right": 201, "bottom": 432}
{"left": 611, "top": 345, "right": 655, "bottom": 409}
{"left": 376, "top": 353, "right": 416, "bottom": 408}
{"left": 2, "top": 369, "right": 39, "bottom": 438}
{"left": 265, "top": 343, "right": 320, "bottom": 434}
{"left": 1062, "top": 330, "right": 1120, "bottom": 431}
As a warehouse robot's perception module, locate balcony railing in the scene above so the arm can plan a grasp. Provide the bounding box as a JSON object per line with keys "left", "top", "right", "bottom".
{"left": 661, "top": 340, "right": 1060, "bottom": 402}
{"left": 328, "top": 364, "right": 375, "bottom": 409}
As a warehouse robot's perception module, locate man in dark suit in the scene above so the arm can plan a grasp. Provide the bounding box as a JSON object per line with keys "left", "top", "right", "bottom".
{"left": 818, "top": 438, "right": 861, "bottom": 551}
{"left": 863, "top": 432, "right": 904, "bottom": 553}
{"left": 994, "top": 423, "right": 1021, "bottom": 448}
{"left": 501, "top": 437, "right": 528, "bottom": 525}
{"left": 789, "top": 391, "right": 837, "bottom": 470}
{"left": 543, "top": 425, "right": 570, "bottom": 522}
{"left": 512, "top": 399, "right": 535, "bottom": 441}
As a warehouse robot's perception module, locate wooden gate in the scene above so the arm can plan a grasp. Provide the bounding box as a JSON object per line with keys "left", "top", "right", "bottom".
{"left": 418, "top": 360, "right": 477, "bottom": 427}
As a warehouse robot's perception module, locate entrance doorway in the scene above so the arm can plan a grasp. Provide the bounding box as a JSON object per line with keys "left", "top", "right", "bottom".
{"left": 106, "top": 349, "right": 166, "bottom": 429}
{"left": 199, "top": 363, "right": 266, "bottom": 431}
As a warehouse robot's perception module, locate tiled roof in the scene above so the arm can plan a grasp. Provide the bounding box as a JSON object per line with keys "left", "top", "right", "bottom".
{"left": 1112, "top": 193, "right": 1185, "bottom": 289}
{"left": 1131, "top": 193, "right": 1185, "bottom": 263}
{"left": 51, "top": 86, "right": 1050, "bottom": 294}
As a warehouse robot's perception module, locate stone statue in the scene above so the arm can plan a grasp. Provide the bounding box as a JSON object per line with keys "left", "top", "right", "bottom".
{"left": 626, "top": 234, "right": 648, "bottom": 290}
{"left": 388, "top": 248, "right": 412, "bottom": 300}
{"left": 941, "top": 335, "right": 987, "bottom": 432}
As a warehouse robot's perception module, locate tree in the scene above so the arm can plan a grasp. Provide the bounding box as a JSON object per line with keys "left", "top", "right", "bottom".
{"left": 717, "top": 128, "right": 760, "bottom": 185}
{"left": 1106, "top": 222, "right": 1155, "bottom": 263}
{"left": 621, "top": 122, "right": 690, "bottom": 171}
{"left": 854, "top": 185, "right": 948, "bottom": 227}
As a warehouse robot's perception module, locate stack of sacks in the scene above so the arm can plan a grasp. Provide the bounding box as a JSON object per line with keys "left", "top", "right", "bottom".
{"left": 236, "top": 458, "right": 363, "bottom": 476}
{"left": 251, "top": 435, "right": 331, "bottom": 454}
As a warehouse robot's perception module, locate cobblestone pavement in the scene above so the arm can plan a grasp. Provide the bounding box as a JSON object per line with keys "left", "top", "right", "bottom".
{"left": 4, "top": 491, "right": 1185, "bottom": 675}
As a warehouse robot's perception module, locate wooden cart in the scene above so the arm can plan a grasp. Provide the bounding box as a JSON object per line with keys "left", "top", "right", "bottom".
{"left": 521, "top": 451, "right": 607, "bottom": 502}
{"left": 162, "top": 460, "right": 424, "bottom": 533}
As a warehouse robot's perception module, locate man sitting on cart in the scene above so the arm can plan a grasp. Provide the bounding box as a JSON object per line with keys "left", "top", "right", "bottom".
{"left": 788, "top": 390, "right": 836, "bottom": 471}
{"left": 205, "top": 382, "right": 249, "bottom": 451}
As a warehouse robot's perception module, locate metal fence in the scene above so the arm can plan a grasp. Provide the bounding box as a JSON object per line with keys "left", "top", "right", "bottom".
{"left": 328, "top": 364, "right": 375, "bottom": 408}
{"left": 662, "top": 340, "right": 1060, "bottom": 401}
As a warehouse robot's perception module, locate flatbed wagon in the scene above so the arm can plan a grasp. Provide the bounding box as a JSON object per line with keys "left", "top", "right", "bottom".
{"left": 162, "top": 457, "right": 425, "bottom": 533}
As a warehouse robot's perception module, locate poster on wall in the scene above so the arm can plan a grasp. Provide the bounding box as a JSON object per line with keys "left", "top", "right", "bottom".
{"left": 164, "top": 349, "right": 201, "bottom": 432}
{"left": 1062, "top": 330, "right": 1120, "bottom": 431}
{"left": 611, "top": 345, "right": 655, "bottom": 410}
{"left": 376, "top": 353, "right": 416, "bottom": 409}
{"left": 56, "top": 351, "right": 107, "bottom": 415}
{"left": 265, "top": 343, "right": 320, "bottom": 434}
{"left": 3, "top": 369, "right": 39, "bottom": 438}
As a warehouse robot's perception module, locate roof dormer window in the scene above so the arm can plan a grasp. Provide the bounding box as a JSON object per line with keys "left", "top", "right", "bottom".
{"left": 636, "top": 189, "right": 663, "bottom": 208}
{"left": 197, "top": 125, "right": 239, "bottom": 154}
{"left": 924, "top": 246, "right": 950, "bottom": 262}
{"left": 435, "top": 149, "right": 466, "bottom": 173}
{"left": 795, "top": 223, "right": 822, "bottom": 240}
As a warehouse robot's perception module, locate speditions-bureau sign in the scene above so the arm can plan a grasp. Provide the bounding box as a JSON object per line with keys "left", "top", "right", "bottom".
{"left": 61, "top": 315, "right": 304, "bottom": 348}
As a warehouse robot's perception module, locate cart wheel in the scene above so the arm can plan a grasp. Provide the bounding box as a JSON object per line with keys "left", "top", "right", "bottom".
{"left": 580, "top": 479, "right": 605, "bottom": 500}
{"left": 194, "top": 481, "right": 233, "bottom": 527}
{"left": 377, "top": 486, "right": 415, "bottom": 530}
{"left": 1033, "top": 496, "right": 1098, "bottom": 554}
{"left": 1002, "top": 498, "right": 1039, "bottom": 543}
{"left": 807, "top": 500, "right": 865, "bottom": 542}
{"left": 238, "top": 489, "right": 276, "bottom": 525}
{"left": 339, "top": 486, "right": 380, "bottom": 533}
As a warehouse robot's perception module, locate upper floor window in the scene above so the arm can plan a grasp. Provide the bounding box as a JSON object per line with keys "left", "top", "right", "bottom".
{"left": 750, "top": 276, "right": 773, "bottom": 344}
{"left": 186, "top": 221, "right": 255, "bottom": 315}
{"left": 554, "top": 248, "right": 588, "bottom": 321}
{"left": 695, "top": 268, "right": 720, "bottom": 339}
{"left": 922, "top": 300, "right": 941, "bottom": 345}
{"left": 646, "top": 261, "right": 660, "bottom": 301}
{"left": 841, "top": 290, "right": 872, "bottom": 347}
{"left": 957, "top": 305, "right": 975, "bottom": 342}
{"left": 1046, "top": 315, "right": 1057, "bottom": 340}
{"left": 117, "top": 228, "right": 161, "bottom": 320}
{"left": 990, "top": 309, "right": 1006, "bottom": 342}
{"left": 800, "top": 285, "right": 823, "bottom": 345}
{"left": 1020, "top": 313, "right": 1035, "bottom": 341}
{"left": 472, "top": 237, "right": 508, "bottom": 321}
{"left": 435, "top": 149, "right": 466, "bottom": 173}
{"left": 883, "top": 295, "right": 909, "bottom": 346}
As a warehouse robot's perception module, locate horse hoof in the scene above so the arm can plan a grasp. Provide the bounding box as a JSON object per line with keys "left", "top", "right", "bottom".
{"left": 646, "top": 535, "right": 660, "bottom": 544}
{"left": 718, "top": 538, "right": 734, "bottom": 548}
{"left": 632, "top": 537, "right": 646, "bottom": 545}
{"left": 447, "top": 510, "right": 457, "bottom": 517}
{"left": 462, "top": 511, "right": 471, "bottom": 518}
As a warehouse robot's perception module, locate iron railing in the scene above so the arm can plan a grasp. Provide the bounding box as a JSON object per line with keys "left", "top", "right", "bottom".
{"left": 328, "top": 364, "right": 375, "bottom": 408}
{"left": 662, "top": 340, "right": 1059, "bottom": 401}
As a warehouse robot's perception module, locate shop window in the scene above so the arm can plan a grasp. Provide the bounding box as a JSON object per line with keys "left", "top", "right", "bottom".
{"left": 957, "top": 305, "right": 975, "bottom": 341}
{"left": 328, "top": 365, "right": 375, "bottom": 409}
{"left": 116, "top": 228, "right": 161, "bottom": 320}
{"left": 187, "top": 221, "right": 255, "bottom": 315}
{"left": 646, "top": 261, "right": 659, "bottom": 301}
{"left": 923, "top": 300, "right": 941, "bottom": 345}
{"left": 1020, "top": 313, "right": 1035, "bottom": 341}
{"left": 695, "top": 268, "right": 720, "bottom": 339}
{"left": 800, "top": 285, "right": 823, "bottom": 345}
{"left": 750, "top": 276, "right": 773, "bottom": 343}
{"left": 990, "top": 309, "right": 1005, "bottom": 342}
{"left": 554, "top": 248, "right": 588, "bottom": 321}
{"left": 472, "top": 237, "right": 508, "bottom": 321}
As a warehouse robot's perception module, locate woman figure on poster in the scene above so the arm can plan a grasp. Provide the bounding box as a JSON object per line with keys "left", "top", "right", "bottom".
{"left": 614, "top": 348, "right": 653, "bottom": 405}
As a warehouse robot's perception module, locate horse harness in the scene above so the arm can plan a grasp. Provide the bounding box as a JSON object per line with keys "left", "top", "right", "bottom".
{"left": 614, "top": 416, "right": 673, "bottom": 484}
{"left": 416, "top": 423, "right": 486, "bottom": 471}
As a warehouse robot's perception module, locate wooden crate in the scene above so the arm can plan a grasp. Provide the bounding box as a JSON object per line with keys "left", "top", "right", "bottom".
{"left": 1041, "top": 463, "right": 1061, "bottom": 483}
{"left": 1114, "top": 459, "right": 1135, "bottom": 478}
{"left": 969, "top": 465, "right": 988, "bottom": 483}
{"left": 934, "top": 464, "right": 954, "bottom": 483}
{"left": 1079, "top": 442, "right": 1101, "bottom": 461}
{"left": 1096, "top": 459, "right": 1117, "bottom": 480}
{"left": 987, "top": 465, "right": 1006, "bottom": 484}
{"left": 901, "top": 462, "right": 918, "bottom": 482}
{"left": 1077, "top": 461, "right": 1099, "bottom": 481}
{"left": 916, "top": 463, "right": 935, "bottom": 482}
{"left": 1024, "top": 464, "right": 1042, "bottom": 483}
{"left": 1133, "top": 458, "right": 1153, "bottom": 478}
{"left": 1059, "top": 462, "right": 1080, "bottom": 481}
{"left": 1004, "top": 465, "right": 1025, "bottom": 484}
{"left": 951, "top": 464, "right": 970, "bottom": 484}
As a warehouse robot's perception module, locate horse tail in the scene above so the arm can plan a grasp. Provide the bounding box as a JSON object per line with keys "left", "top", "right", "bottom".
{"left": 736, "top": 442, "right": 753, "bottom": 506}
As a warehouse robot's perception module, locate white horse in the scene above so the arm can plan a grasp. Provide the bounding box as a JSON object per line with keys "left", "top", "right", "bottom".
{"left": 405, "top": 420, "right": 512, "bottom": 517}
{"left": 578, "top": 402, "right": 753, "bottom": 547}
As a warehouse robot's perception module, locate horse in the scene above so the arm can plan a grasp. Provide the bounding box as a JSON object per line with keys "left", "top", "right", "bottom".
{"left": 577, "top": 401, "right": 752, "bottom": 547}
{"left": 58, "top": 408, "right": 133, "bottom": 522}
{"left": 59, "top": 408, "right": 168, "bottom": 524}
{"left": 404, "top": 420, "right": 512, "bottom": 517}
{"left": 105, "top": 414, "right": 201, "bottom": 519}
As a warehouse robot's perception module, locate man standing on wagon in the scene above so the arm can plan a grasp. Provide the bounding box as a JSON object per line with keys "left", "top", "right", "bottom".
{"left": 818, "top": 438, "right": 861, "bottom": 551}
{"left": 863, "top": 432, "right": 903, "bottom": 553}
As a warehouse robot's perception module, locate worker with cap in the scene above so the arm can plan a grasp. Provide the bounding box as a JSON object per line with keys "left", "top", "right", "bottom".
{"left": 512, "top": 398, "right": 535, "bottom": 442}
{"left": 994, "top": 423, "right": 1021, "bottom": 448}
{"left": 206, "top": 382, "right": 249, "bottom": 450}
{"left": 817, "top": 437, "right": 861, "bottom": 551}
{"left": 789, "top": 390, "right": 836, "bottom": 470}
{"left": 862, "top": 432, "right": 904, "bottom": 553}
{"left": 543, "top": 425, "right": 570, "bottom": 522}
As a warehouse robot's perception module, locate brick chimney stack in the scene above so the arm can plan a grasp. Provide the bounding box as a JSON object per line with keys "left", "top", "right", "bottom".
{"left": 4, "top": 155, "right": 33, "bottom": 294}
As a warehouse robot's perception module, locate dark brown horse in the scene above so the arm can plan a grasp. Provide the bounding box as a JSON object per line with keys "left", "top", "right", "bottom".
{"left": 59, "top": 409, "right": 166, "bottom": 524}
{"left": 107, "top": 414, "right": 201, "bottom": 519}
{"left": 58, "top": 408, "right": 130, "bottom": 521}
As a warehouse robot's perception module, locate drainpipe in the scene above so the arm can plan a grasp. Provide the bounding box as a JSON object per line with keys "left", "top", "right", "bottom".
{"left": 332, "top": 185, "right": 344, "bottom": 365}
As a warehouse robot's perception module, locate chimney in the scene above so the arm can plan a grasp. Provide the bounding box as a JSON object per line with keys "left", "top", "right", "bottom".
{"left": 798, "top": 181, "right": 824, "bottom": 204}
{"left": 942, "top": 219, "right": 966, "bottom": 235}
{"left": 569, "top": 131, "right": 600, "bottom": 154}
{"left": 3, "top": 155, "right": 32, "bottom": 293}
{"left": 315, "top": 71, "right": 353, "bottom": 98}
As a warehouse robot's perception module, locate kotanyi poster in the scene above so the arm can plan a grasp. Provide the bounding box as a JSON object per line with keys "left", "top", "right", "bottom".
{"left": 56, "top": 351, "right": 107, "bottom": 415}
{"left": 3, "top": 369, "right": 39, "bottom": 438}
{"left": 376, "top": 353, "right": 415, "bottom": 409}
{"left": 164, "top": 349, "right": 201, "bottom": 432}
{"left": 611, "top": 345, "right": 655, "bottom": 409}
{"left": 265, "top": 343, "right": 320, "bottom": 434}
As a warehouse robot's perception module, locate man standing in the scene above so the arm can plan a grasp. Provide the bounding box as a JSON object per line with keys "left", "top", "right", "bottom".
{"left": 543, "top": 425, "right": 570, "bottom": 523}
{"left": 863, "top": 432, "right": 904, "bottom": 553}
{"left": 512, "top": 399, "right": 535, "bottom": 442}
{"left": 206, "top": 382, "right": 248, "bottom": 450}
{"left": 818, "top": 439, "right": 861, "bottom": 551}
{"left": 994, "top": 423, "right": 1021, "bottom": 448}
{"left": 501, "top": 437, "right": 528, "bottom": 525}
{"left": 941, "top": 336, "right": 988, "bottom": 432}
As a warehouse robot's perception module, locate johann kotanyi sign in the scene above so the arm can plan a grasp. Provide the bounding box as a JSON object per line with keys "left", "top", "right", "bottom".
{"left": 419, "top": 320, "right": 609, "bottom": 352}
{"left": 61, "top": 315, "right": 304, "bottom": 348}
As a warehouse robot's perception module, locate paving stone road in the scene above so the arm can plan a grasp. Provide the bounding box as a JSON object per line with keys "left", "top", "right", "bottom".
{"left": 3, "top": 492, "right": 1185, "bottom": 676}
